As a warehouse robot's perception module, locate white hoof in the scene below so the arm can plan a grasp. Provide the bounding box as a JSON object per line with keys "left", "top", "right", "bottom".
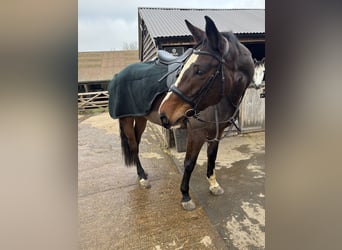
{"left": 139, "top": 178, "right": 151, "bottom": 189}
{"left": 209, "top": 185, "right": 224, "bottom": 195}
{"left": 181, "top": 200, "right": 196, "bottom": 211}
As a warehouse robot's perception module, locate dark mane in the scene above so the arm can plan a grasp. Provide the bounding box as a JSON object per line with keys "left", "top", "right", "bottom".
{"left": 222, "top": 31, "right": 242, "bottom": 54}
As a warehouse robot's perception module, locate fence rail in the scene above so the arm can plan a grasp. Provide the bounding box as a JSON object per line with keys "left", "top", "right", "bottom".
{"left": 78, "top": 91, "right": 109, "bottom": 112}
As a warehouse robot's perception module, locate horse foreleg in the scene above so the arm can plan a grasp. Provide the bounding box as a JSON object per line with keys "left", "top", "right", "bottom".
{"left": 207, "top": 141, "right": 224, "bottom": 195}
{"left": 180, "top": 136, "right": 204, "bottom": 211}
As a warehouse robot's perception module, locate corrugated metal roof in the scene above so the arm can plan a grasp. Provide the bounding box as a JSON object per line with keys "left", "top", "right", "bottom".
{"left": 78, "top": 50, "right": 139, "bottom": 82}
{"left": 138, "top": 8, "right": 265, "bottom": 38}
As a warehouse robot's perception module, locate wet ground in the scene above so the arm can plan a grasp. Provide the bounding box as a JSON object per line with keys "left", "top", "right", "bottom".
{"left": 78, "top": 112, "right": 265, "bottom": 249}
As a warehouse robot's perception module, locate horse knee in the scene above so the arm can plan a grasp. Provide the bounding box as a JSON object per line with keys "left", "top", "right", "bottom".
{"left": 184, "top": 159, "right": 196, "bottom": 173}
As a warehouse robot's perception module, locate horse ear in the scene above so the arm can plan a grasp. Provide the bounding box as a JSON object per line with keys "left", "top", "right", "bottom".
{"left": 185, "top": 19, "right": 205, "bottom": 43}
{"left": 204, "top": 16, "right": 228, "bottom": 54}
{"left": 261, "top": 57, "right": 265, "bottom": 63}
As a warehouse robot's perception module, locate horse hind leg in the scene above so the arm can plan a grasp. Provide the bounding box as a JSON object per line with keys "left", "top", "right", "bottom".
{"left": 207, "top": 141, "right": 224, "bottom": 195}
{"left": 119, "top": 117, "right": 135, "bottom": 166}
{"left": 119, "top": 117, "right": 150, "bottom": 188}
{"left": 134, "top": 117, "right": 150, "bottom": 188}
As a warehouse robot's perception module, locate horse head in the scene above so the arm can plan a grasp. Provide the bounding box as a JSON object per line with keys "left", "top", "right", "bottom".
{"left": 252, "top": 57, "right": 265, "bottom": 88}
{"left": 159, "top": 16, "right": 244, "bottom": 128}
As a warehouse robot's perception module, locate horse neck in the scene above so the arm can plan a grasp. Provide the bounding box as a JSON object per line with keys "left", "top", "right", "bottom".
{"left": 219, "top": 96, "right": 237, "bottom": 118}
{"left": 199, "top": 97, "right": 236, "bottom": 123}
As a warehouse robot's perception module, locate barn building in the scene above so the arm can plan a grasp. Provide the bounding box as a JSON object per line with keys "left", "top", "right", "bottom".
{"left": 78, "top": 50, "right": 139, "bottom": 111}
{"left": 78, "top": 50, "right": 139, "bottom": 93}
{"left": 138, "top": 8, "right": 265, "bottom": 62}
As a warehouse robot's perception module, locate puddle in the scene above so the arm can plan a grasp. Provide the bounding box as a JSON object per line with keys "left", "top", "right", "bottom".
{"left": 234, "top": 144, "right": 252, "bottom": 154}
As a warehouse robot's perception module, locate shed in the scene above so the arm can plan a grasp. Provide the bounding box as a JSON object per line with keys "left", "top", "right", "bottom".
{"left": 78, "top": 50, "right": 139, "bottom": 111}
{"left": 138, "top": 8, "right": 265, "bottom": 61}
{"left": 78, "top": 50, "right": 139, "bottom": 93}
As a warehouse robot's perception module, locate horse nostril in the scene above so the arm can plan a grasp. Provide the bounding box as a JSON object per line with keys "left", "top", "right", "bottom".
{"left": 160, "top": 113, "right": 170, "bottom": 128}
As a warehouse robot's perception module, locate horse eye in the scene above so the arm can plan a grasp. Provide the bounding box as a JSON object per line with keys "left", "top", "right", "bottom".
{"left": 196, "top": 69, "right": 203, "bottom": 75}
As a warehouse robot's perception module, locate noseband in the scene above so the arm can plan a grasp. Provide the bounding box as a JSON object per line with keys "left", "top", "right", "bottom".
{"left": 169, "top": 49, "right": 228, "bottom": 116}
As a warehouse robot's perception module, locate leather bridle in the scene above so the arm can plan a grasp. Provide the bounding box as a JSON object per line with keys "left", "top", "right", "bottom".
{"left": 168, "top": 49, "right": 228, "bottom": 117}
{"left": 167, "top": 47, "right": 245, "bottom": 141}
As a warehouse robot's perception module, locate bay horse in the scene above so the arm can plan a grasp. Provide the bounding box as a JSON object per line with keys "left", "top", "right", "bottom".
{"left": 116, "top": 16, "right": 254, "bottom": 210}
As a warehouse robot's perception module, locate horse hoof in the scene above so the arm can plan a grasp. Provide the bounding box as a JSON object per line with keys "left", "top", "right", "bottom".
{"left": 181, "top": 200, "right": 196, "bottom": 211}
{"left": 210, "top": 185, "right": 224, "bottom": 195}
{"left": 139, "top": 178, "right": 151, "bottom": 189}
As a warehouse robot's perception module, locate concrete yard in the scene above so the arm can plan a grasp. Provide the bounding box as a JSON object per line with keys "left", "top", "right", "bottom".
{"left": 78, "top": 112, "right": 265, "bottom": 249}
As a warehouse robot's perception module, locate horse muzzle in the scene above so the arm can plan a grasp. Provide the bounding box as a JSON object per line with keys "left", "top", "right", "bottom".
{"left": 159, "top": 113, "right": 171, "bottom": 129}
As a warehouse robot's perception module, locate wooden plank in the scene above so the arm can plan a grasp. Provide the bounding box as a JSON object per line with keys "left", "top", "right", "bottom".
{"left": 78, "top": 91, "right": 108, "bottom": 96}
{"left": 239, "top": 86, "right": 265, "bottom": 132}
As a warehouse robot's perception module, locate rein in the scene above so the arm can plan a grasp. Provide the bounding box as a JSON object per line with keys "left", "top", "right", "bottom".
{"left": 192, "top": 94, "right": 244, "bottom": 142}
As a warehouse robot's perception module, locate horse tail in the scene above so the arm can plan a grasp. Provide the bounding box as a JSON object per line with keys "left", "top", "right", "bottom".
{"left": 119, "top": 119, "right": 137, "bottom": 166}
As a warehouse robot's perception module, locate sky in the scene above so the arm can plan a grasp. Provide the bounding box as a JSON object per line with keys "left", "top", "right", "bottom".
{"left": 78, "top": 0, "right": 265, "bottom": 52}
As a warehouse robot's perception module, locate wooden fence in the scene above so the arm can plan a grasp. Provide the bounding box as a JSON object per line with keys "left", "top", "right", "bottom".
{"left": 78, "top": 91, "right": 109, "bottom": 112}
